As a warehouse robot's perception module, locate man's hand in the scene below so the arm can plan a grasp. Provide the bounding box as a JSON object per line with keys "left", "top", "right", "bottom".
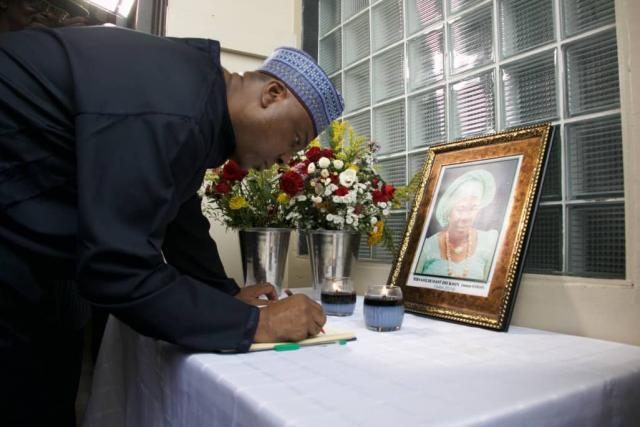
{"left": 254, "top": 294, "right": 326, "bottom": 342}
{"left": 235, "top": 283, "right": 279, "bottom": 306}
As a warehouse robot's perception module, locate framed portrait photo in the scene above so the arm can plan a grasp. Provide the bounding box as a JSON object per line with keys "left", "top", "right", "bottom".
{"left": 387, "top": 124, "right": 554, "bottom": 331}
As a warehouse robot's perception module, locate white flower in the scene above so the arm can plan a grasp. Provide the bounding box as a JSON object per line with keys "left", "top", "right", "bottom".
{"left": 346, "top": 216, "right": 354, "bottom": 225}
{"left": 318, "top": 157, "right": 331, "bottom": 168}
{"left": 307, "top": 163, "right": 316, "bottom": 174}
{"left": 383, "top": 209, "right": 390, "bottom": 216}
{"left": 370, "top": 217, "right": 378, "bottom": 225}
{"left": 321, "top": 169, "right": 330, "bottom": 178}
{"left": 339, "top": 169, "right": 358, "bottom": 188}
{"left": 326, "top": 214, "right": 334, "bottom": 222}
{"left": 378, "top": 201, "right": 387, "bottom": 209}
{"left": 333, "top": 159, "right": 344, "bottom": 170}
{"left": 297, "top": 195, "right": 307, "bottom": 202}
{"left": 324, "top": 184, "right": 338, "bottom": 196}
{"left": 312, "top": 196, "right": 323, "bottom": 204}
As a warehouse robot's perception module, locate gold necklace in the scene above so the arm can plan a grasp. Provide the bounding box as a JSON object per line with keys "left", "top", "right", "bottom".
{"left": 445, "top": 230, "right": 471, "bottom": 278}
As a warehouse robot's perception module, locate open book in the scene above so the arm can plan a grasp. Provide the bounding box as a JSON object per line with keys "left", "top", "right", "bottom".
{"left": 249, "top": 329, "right": 356, "bottom": 352}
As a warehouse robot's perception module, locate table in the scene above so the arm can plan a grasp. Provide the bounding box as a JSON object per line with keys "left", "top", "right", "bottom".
{"left": 83, "top": 296, "right": 640, "bottom": 427}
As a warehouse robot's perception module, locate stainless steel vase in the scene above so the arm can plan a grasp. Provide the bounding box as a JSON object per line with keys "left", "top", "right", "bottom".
{"left": 306, "top": 230, "right": 360, "bottom": 300}
{"left": 238, "top": 228, "right": 291, "bottom": 295}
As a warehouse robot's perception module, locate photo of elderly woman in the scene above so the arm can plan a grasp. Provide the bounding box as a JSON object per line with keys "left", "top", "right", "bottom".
{"left": 414, "top": 157, "right": 521, "bottom": 286}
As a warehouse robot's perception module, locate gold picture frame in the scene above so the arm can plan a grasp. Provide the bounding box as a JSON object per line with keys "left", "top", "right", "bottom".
{"left": 387, "top": 124, "right": 554, "bottom": 331}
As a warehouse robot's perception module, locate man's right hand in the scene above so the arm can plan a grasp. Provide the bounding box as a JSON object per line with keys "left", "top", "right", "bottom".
{"left": 254, "top": 294, "right": 326, "bottom": 343}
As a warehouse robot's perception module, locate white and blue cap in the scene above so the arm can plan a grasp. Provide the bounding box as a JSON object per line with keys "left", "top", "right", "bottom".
{"left": 258, "top": 47, "right": 344, "bottom": 137}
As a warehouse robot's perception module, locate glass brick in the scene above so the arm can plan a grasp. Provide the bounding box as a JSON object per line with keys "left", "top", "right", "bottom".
{"left": 330, "top": 73, "right": 342, "bottom": 97}
{"left": 563, "top": 0, "right": 615, "bottom": 37}
{"left": 449, "top": 3, "right": 493, "bottom": 74}
{"left": 540, "top": 128, "right": 562, "bottom": 201}
{"left": 408, "top": 151, "right": 428, "bottom": 178}
{"left": 524, "top": 205, "right": 563, "bottom": 273}
{"left": 344, "top": 13, "right": 370, "bottom": 66}
{"left": 406, "top": 0, "right": 443, "bottom": 35}
{"left": 372, "top": 0, "right": 404, "bottom": 52}
{"left": 408, "top": 28, "right": 444, "bottom": 91}
{"left": 566, "top": 115, "right": 624, "bottom": 199}
{"left": 373, "top": 101, "right": 406, "bottom": 154}
{"left": 319, "top": 0, "right": 340, "bottom": 36}
{"left": 502, "top": 50, "right": 558, "bottom": 127}
{"left": 450, "top": 71, "right": 495, "bottom": 139}
{"left": 343, "top": 0, "right": 369, "bottom": 21}
{"left": 408, "top": 87, "right": 446, "bottom": 148}
{"left": 344, "top": 61, "right": 370, "bottom": 113}
{"left": 500, "top": 0, "right": 555, "bottom": 58}
{"left": 565, "top": 30, "right": 620, "bottom": 116}
{"left": 319, "top": 30, "right": 342, "bottom": 75}
{"left": 376, "top": 156, "right": 407, "bottom": 187}
{"left": 373, "top": 45, "right": 405, "bottom": 103}
{"left": 448, "top": 0, "right": 485, "bottom": 16}
{"left": 568, "top": 203, "right": 625, "bottom": 278}
{"left": 345, "top": 111, "right": 371, "bottom": 139}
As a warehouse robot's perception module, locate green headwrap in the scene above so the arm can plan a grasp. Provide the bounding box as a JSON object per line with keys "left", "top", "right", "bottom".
{"left": 435, "top": 169, "right": 496, "bottom": 227}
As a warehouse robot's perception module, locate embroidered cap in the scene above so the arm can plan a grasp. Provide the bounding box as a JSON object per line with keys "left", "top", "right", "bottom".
{"left": 258, "top": 47, "right": 344, "bottom": 137}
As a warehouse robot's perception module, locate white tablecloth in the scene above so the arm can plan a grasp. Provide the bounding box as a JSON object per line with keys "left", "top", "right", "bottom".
{"left": 84, "top": 296, "right": 640, "bottom": 427}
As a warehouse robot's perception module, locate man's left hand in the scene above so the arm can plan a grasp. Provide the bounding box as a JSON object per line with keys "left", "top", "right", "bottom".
{"left": 235, "top": 283, "right": 279, "bottom": 306}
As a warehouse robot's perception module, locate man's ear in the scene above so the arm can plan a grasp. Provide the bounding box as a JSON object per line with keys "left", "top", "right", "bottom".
{"left": 260, "top": 80, "right": 288, "bottom": 108}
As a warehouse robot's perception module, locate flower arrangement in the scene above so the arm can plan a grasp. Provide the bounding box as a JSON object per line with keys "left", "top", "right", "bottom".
{"left": 202, "top": 120, "right": 418, "bottom": 251}
{"left": 282, "top": 120, "right": 414, "bottom": 250}
{"left": 203, "top": 160, "right": 291, "bottom": 229}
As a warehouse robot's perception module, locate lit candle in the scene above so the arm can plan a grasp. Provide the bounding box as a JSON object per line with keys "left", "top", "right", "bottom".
{"left": 363, "top": 285, "right": 404, "bottom": 331}
{"left": 321, "top": 277, "right": 356, "bottom": 317}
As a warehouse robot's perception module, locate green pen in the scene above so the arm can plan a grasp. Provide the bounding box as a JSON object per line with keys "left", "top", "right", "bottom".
{"left": 273, "top": 343, "right": 301, "bottom": 351}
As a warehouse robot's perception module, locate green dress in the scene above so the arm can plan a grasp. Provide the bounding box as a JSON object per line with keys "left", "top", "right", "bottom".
{"left": 416, "top": 229, "right": 498, "bottom": 282}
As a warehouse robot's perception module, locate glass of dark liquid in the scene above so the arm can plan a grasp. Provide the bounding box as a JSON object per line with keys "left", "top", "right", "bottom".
{"left": 320, "top": 277, "right": 356, "bottom": 316}
{"left": 363, "top": 285, "right": 404, "bottom": 331}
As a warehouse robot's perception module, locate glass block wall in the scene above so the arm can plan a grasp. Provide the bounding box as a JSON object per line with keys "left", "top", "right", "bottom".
{"left": 315, "top": 0, "right": 624, "bottom": 277}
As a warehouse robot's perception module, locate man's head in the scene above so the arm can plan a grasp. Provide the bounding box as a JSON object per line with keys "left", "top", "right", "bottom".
{"left": 225, "top": 47, "right": 344, "bottom": 170}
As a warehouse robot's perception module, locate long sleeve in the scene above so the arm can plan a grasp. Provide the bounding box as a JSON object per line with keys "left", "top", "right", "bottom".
{"left": 162, "top": 194, "right": 241, "bottom": 296}
{"left": 75, "top": 113, "right": 257, "bottom": 352}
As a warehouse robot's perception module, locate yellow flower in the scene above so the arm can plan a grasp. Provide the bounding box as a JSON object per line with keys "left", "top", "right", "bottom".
{"left": 276, "top": 192, "right": 290, "bottom": 205}
{"left": 308, "top": 137, "right": 321, "bottom": 148}
{"left": 229, "top": 196, "right": 248, "bottom": 210}
{"left": 368, "top": 220, "right": 385, "bottom": 246}
{"left": 347, "top": 164, "right": 359, "bottom": 172}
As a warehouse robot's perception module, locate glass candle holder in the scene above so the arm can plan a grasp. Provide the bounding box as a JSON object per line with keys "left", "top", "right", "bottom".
{"left": 363, "top": 285, "right": 404, "bottom": 331}
{"left": 320, "top": 277, "right": 356, "bottom": 316}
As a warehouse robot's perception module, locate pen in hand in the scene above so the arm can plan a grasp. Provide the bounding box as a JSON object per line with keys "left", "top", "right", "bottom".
{"left": 284, "top": 288, "right": 325, "bottom": 335}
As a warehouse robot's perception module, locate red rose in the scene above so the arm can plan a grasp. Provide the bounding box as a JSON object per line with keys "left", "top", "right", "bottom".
{"left": 372, "top": 190, "right": 385, "bottom": 204}
{"left": 305, "top": 147, "right": 321, "bottom": 163}
{"left": 280, "top": 171, "right": 304, "bottom": 195}
{"left": 306, "top": 147, "right": 334, "bottom": 163}
{"left": 330, "top": 174, "right": 339, "bottom": 184}
{"left": 382, "top": 184, "right": 395, "bottom": 199}
{"left": 215, "top": 181, "right": 231, "bottom": 194}
{"left": 334, "top": 186, "right": 349, "bottom": 196}
{"left": 222, "top": 160, "right": 247, "bottom": 182}
{"left": 373, "top": 184, "right": 395, "bottom": 203}
{"left": 371, "top": 178, "right": 379, "bottom": 188}
{"left": 354, "top": 205, "right": 363, "bottom": 215}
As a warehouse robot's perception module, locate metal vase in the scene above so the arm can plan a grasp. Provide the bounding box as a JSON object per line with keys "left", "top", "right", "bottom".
{"left": 238, "top": 228, "right": 291, "bottom": 295}
{"left": 306, "top": 230, "right": 360, "bottom": 300}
